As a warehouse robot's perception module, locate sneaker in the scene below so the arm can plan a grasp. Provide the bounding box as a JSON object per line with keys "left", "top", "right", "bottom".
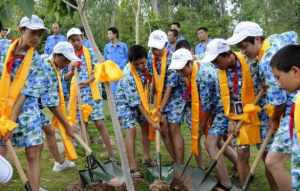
{"left": 52, "top": 160, "right": 76, "bottom": 172}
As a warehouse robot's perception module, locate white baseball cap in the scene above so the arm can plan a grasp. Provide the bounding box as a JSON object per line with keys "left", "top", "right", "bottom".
{"left": 67, "top": 27, "right": 83, "bottom": 39}
{"left": 0, "top": 155, "right": 13, "bottom": 184}
{"left": 227, "top": 21, "right": 264, "bottom": 45}
{"left": 169, "top": 48, "right": 193, "bottom": 70}
{"left": 52, "top": 41, "right": 80, "bottom": 62}
{"left": 148, "top": 30, "right": 168, "bottom": 50}
{"left": 201, "top": 38, "right": 230, "bottom": 64}
{"left": 19, "top": 15, "right": 47, "bottom": 31}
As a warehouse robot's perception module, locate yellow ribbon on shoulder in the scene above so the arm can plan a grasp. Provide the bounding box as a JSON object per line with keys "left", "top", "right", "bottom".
{"left": 218, "top": 52, "right": 261, "bottom": 145}
{"left": 95, "top": 60, "right": 123, "bottom": 82}
{"left": 258, "top": 39, "right": 271, "bottom": 61}
{"left": 83, "top": 47, "right": 101, "bottom": 101}
{"left": 295, "top": 94, "right": 300, "bottom": 141}
{"left": 148, "top": 49, "right": 168, "bottom": 141}
{"left": 50, "top": 61, "right": 77, "bottom": 160}
{"left": 191, "top": 62, "right": 200, "bottom": 155}
{"left": 0, "top": 39, "right": 33, "bottom": 137}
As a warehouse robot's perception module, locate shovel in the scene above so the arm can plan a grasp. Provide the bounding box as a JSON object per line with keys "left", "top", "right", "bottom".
{"left": 73, "top": 133, "right": 123, "bottom": 188}
{"left": 6, "top": 140, "right": 32, "bottom": 191}
{"left": 198, "top": 89, "right": 265, "bottom": 190}
{"left": 242, "top": 128, "right": 274, "bottom": 191}
{"left": 144, "top": 129, "right": 175, "bottom": 183}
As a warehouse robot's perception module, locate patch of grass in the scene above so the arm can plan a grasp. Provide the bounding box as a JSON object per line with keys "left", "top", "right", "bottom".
{"left": 2, "top": 102, "right": 276, "bottom": 191}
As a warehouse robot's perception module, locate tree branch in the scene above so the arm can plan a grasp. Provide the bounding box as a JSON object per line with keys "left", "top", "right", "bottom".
{"left": 62, "top": 0, "right": 79, "bottom": 10}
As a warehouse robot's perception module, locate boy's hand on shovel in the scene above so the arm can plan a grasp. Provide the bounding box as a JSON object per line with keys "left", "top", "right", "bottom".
{"left": 66, "top": 124, "right": 79, "bottom": 138}
{"left": 228, "top": 121, "right": 239, "bottom": 137}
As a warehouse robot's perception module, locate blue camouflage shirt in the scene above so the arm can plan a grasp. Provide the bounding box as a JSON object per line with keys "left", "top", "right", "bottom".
{"left": 44, "top": 34, "right": 67, "bottom": 55}
{"left": 104, "top": 41, "right": 128, "bottom": 70}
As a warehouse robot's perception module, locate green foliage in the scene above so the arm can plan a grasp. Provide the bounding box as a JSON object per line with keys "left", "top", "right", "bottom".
{"left": 0, "top": 0, "right": 300, "bottom": 52}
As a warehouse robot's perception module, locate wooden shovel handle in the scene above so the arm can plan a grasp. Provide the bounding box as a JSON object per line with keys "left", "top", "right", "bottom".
{"left": 155, "top": 130, "right": 160, "bottom": 153}
{"left": 250, "top": 129, "right": 273, "bottom": 173}
{"left": 74, "top": 69, "right": 90, "bottom": 145}
{"left": 242, "top": 129, "right": 274, "bottom": 191}
{"left": 6, "top": 140, "right": 29, "bottom": 185}
{"left": 73, "top": 133, "right": 92, "bottom": 155}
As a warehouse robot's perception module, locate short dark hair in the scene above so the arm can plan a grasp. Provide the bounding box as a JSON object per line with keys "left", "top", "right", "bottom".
{"left": 171, "top": 22, "right": 181, "bottom": 28}
{"left": 79, "top": 26, "right": 86, "bottom": 36}
{"left": 128, "top": 45, "right": 147, "bottom": 62}
{"left": 271, "top": 45, "right": 300, "bottom": 72}
{"left": 175, "top": 40, "right": 191, "bottom": 51}
{"left": 167, "top": 29, "right": 178, "bottom": 37}
{"left": 197, "top": 27, "right": 208, "bottom": 32}
{"left": 108, "top": 27, "right": 119, "bottom": 38}
{"left": 212, "top": 51, "right": 233, "bottom": 64}
{"left": 240, "top": 36, "right": 265, "bottom": 45}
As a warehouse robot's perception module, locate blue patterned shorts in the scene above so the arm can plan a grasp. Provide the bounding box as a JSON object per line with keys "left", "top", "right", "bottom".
{"left": 269, "top": 114, "right": 291, "bottom": 154}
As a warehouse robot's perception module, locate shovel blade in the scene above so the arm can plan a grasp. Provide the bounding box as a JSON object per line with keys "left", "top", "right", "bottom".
{"left": 144, "top": 166, "right": 174, "bottom": 183}
{"left": 103, "top": 160, "right": 123, "bottom": 178}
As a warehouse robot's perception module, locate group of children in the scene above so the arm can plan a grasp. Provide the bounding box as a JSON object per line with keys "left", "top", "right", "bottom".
{"left": 0, "top": 14, "right": 300, "bottom": 191}
{"left": 115, "top": 22, "right": 300, "bottom": 191}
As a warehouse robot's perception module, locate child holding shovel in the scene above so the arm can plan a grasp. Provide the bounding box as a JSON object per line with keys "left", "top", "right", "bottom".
{"left": 115, "top": 45, "right": 159, "bottom": 178}
{"left": 65, "top": 27, "right": 114, "bottom": 160}
{"left": 0, "top": 15, "right": 51, "bottom": 191}
{"left": 227, "top": 21, "right": 298, "bottom": 191}
{"left": 199, "top": 38, "right": 268, "bottom": 190}
{"left": 147, "top": 30, "right": 176, "bottom": 164}
{"left": 39, "top": 41, "right": 83, "bottom": 173}
{"left": 271, "top": 44, "right": 300, "bottom": 191}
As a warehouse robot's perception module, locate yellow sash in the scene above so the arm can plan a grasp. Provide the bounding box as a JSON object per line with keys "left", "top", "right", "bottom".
{"left": 218, "top": 52, "right": 261, "bottom": 145}
{"left": 82, "top": 47, "right": 101, "bottom": 101}
{"left": 257, "top": 39, "right": 271, "bottom": 61}
{"left": 295, "top": 94, "right": 300, "bottom": 141}
{"left": 0, "top": 39, "right": 34, "bottom": 117}
{"left": 129, "top": 63, "right": 156, "bottom": 121}
{"left": 50, "top": 61, "right": 77, "bottom": 160}
{"left": 68, "top": 76, "right": 78, "bottom": 125}
{"left": 0, "top": 39, "right": 33, "bottom": 137}
{"left": 148, "top": 49, "right": 168, "bottom": 140}
{"left": 67, "top": 76, "right": 92, "bottom": 123}
{"left": 190, "top": 63, "right": 200, "bottom": 155}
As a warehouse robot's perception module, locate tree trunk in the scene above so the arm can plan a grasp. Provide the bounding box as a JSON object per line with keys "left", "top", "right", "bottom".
{"left": 74, "top": 1, "right": 135, "bottom": 191}
{"left": 152, "top": 0, "right": 160, "bottom": 16}
{"left": 135, "top": 0, "right": 141, "bottom": 44}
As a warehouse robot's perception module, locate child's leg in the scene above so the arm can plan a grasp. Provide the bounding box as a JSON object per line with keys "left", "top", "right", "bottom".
{"left": 139, "top": 121, "right": 152, "bottom": 161}
{"left": 159, "top": 115, "right": 176, "bottom": 161}
{"left": 170, "top": 123, "right": 184, "bottom": 164}
{"left": 218, "top": 139, "right": 238, "bottom": 166}
{"left": 266, "top": 115, "right": 292, "bottom": 191}
{"left": 125, "top": 127, "right": 137, "bottom": 170}
{"left": 205, "top": 135, "right": 231, "bottom": 188}
{"left": 266, "top": 152, "right": 291, "bottom": 191}
{"left": 95, "top": 119, "right": 114, "bottom": 158}
{"left": 262, "top": 151, "right": 278, "bottom": 191}
{"left": 25, "top": 145, "right": 42, "bottom": 191}
{"left": 43, "top": 124, "right": 64, "bottom": 164}
{"left": 236, "top": 146, "right": 250, "bottom": 185}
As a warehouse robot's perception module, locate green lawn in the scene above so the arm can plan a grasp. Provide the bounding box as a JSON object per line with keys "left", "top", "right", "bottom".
{"left": 2, "top": 103, "right": 274, "bottom": 191}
